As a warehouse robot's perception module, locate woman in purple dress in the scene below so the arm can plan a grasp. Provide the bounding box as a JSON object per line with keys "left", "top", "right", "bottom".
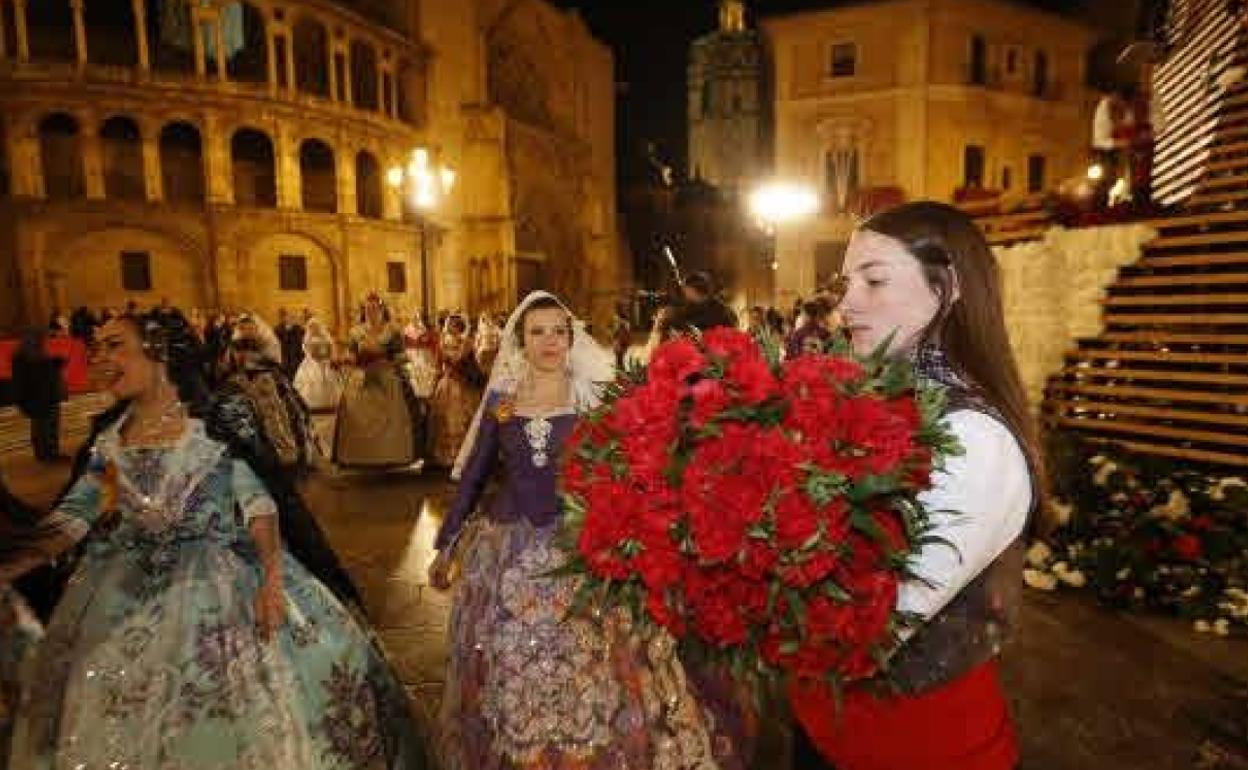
{"left": 427, "top": 291, "right": 752, "bottom": 770}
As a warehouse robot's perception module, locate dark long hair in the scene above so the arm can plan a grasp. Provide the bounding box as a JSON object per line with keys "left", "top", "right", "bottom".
{"left": 60, "top": 310, "right": 361, "bottom": 607}
{"left": 861, "top": 201, "right": 1045, "bottom": 518}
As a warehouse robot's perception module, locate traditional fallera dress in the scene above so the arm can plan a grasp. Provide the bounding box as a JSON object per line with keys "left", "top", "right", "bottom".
{"left": 222, "top": 357, "right": 315, "bottom": 472}
{"left": 403, "top": 324, "right": 440, "bottom": 400}
{"left": 294, "top": 328, "right": 344, "bottom": 413}
{"left": 333, "top": 323, "right": 423, "bottom": 468}
{"left": 7, "top": 413, "right": 432, "bottom": 770}
{"left": 0, "top": 585, "right": 41, "bottom": 769}
{"left": 427, "top": 331, "right": 481, "bottom": 469}
{"left": 434, "top": 391, "right": 752, "bottom": 770}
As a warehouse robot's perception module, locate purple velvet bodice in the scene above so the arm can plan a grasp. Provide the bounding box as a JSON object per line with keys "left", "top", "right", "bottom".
{"left": 434, "top": 392, "right": 578, "bottom": 550}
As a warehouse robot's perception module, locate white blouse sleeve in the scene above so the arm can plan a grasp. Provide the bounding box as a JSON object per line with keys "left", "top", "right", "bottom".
{"left": 896, "top": 409, "right": 1032, "bottom": 627}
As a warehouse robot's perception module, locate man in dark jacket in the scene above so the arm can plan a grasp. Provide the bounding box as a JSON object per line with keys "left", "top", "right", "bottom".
{"left": 669, "top": 271, "right": 737, "bottom": 334}
{"left": 273, "top": 308, "right": 306, "bottom": 378}
{"left": 10, "top": 328, "right": 67, "bottom": 462}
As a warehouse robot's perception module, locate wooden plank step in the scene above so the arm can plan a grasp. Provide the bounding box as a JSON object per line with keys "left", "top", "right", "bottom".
{"left": 1040, "top": 431, "right": 1248, "bottom": 467}
{"left": 1206, "top": 154, "right": 1248, "bottom": 174}
{"left": 1045, "top": 398, "right": 1248, "bottom": 427}
{"left": 1068, "top": 348, "right": 1248, "bottom": 365}
{"left": 1048, "top": 381, "right": 1248, "bottom": 406}
{"left": 1099, "top": 331, "right": 1248, "bottom": 345}
{"left": 1188, "top": 188, "right": 1248, "bottom": 208}
{"left": 1138, "top": 252, "right": 1248, "bottom": 268}
{"left": 1044, "top": 410, "right": 1248, "bottom": 444}
{"left": 1211, "top": 124, "right": 1248, "bottom": 146}
{"left": 1208, "top": 139, "right": 1248, "bottom": 158}
{"left": 1103, "top": 293, "right": 1248, "bottom": 307}
{"left": 1150, "top": 209, "right": 1248, "bottom": 230}
{"left": 1114, "top": 272, "right": 1248, "bottom": 288}
{"left": 1195, "top": 174, "right": 1248, "bottom": 194}
{"left": 1148, "top": 230, "right": 1248, "bottom": 249}
{"left": 1059, "top": 365, "right": 1248, "bottom": 387}
{"left": 1103, "top": 312, "right": 1248, "bottom": 325}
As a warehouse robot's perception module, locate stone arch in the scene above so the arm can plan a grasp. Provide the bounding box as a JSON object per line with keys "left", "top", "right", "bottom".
{"left": 299, "top": 138, "right": 337, "bottom": 213}
{"left": 231, "top": 127, "right": 277, "bottom": 207}
{"left": 39, "top": 112, "right": 85, "bottom": 200}
{"left": 160, "top": 121, "right": 206, "bottom": 205}
{"left": 49, "top": 225, "right": 210, "bottom": 314}
{"left": 293, "top": 15, "right": 330, "bottom": 97}
{"left": 100, "top": 115, "right": 145, "bottom": 201}
{"left": 241, "top": 231, "right": 340, "bottom": 328}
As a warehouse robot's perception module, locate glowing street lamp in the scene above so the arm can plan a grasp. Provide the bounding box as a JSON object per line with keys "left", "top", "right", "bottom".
{"left": 749, "top": 181, "right": 819, "bottom": 272}
{"left": 388, "top": 148, "right": 455, "bottom": 318}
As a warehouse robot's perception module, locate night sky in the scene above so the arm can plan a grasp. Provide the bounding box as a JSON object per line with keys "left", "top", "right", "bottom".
{"left": 549, "top": 0, "right": 1102, "bottom": 182}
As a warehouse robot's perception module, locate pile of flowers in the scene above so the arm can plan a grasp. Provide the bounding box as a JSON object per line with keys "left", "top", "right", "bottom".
{"left": 1026, "top": 433, "right": 1248, "bottom": 636}
{"left": 558, "top": 328, "right": 961, "bottom": 687}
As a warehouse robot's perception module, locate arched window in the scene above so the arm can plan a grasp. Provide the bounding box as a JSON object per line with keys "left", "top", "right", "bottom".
{"left": 39, "top": 113, "right": 85, "bottom": 200}
{"left": 231, "top": 128, "right": 277, "bottom": 207}
{"left": 350, "top": 40, "right": 379, "bottom": 111}
{"left": 26, "top": 1, "right": 74, "bottom": 63}
{"left": 100, "top": 116, "right": 145, "bottom": 201}
{"left": 293, "top": 17, "right": 330, "bottom": 96}
{"left": 355, "top": 151, "right": 383, "bottom": 218}
{"left": 300, "top": 139, "right": 337, "bottom": 213}
{"left": 225, "top": 2, "right": 269, "bottom": 84}
{"left": 160, "top": 122, "right": 205, "bottom": 205}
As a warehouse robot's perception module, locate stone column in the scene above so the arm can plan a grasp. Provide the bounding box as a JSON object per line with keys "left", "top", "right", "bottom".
{"left": 81, "top": 118, "right": 106, "bottom": 200}
{"left": 383, "top": 160, "right": 401, "bottom": 220}
{"left": 0, "top": 1, "right": 8, "bottom": 60}
{"left": 265, "top": 23, "right": 278, "bottom": 94}
{"left": 191, "top": 7, "right": 207, "bottom": 76}
{"left": 203, "top": 114, "right": 233, "bottom": 205}
{"left": 342, "top": 43, "right": 353, "bottom": 106}
{"left": 132, "top": 0, "right": 150, "bottom": 70}
{"left": 338, "top": 148, "right": 357, "bottom": 215}
{"left": 284, "top": 30, "right": 295, "bottom": 93}
{"left": 71, "top": 0, "right": 88, "bottom": 67}
{"left": 275, "top": 124, "right": 299, "bottom": 210}
{"left": 377, "top": 62, "right": 387, "bottom": 114}
{"left": 327, "top": 40, "right": 338, "bottom": 101}
{"left": 7, "top": 121, "right": 39, "bottom": 197}
{"left": 12, "top": 0, "right": 30, "bottom": 62}
{"left": 214, "top": 17, "right": 227, "bottom": 80}
{"left": 389, "top": 69, "right": 399, "bottom": 119}
{"left": 141, "top": 132, "right": 162, "bottom": 202}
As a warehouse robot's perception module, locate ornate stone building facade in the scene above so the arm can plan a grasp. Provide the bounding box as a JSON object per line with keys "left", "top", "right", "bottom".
{"left": 761, "top": 0, "right": 1099, "bottom": 304}
{"left": 0, "top": 0, "right": 621, "bottom": 335}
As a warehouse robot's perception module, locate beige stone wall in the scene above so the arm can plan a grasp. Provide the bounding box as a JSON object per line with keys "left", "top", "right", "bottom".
{"left": 763, "top": 0, "right": 1098, "bottom": 303}
{"left": 995, "top": 224, "right": 1156, "bottom": 408}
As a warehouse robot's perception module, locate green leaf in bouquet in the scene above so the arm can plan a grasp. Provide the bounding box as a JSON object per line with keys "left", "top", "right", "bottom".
{"left": 804, "top": 470, "right": 850, "bottom": 507}
{"left": 877, "top": 360, "right": 917, "bottom": 397}
{"left": 848, "top": 474, "right": 902, "bottom": 504}
{"left": 756, "top": 329, "right": 785, "bottom": 370}
{"left": 822, "top": 580, "right": 852, "bottom": 603}
{"left": 825, "top": 330, "right": 853, "bottom": 358}
{"left": 785, "top": 588, "right": 808, "bottom": 628}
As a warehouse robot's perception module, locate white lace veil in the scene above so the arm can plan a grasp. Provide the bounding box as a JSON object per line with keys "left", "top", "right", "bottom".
{"left": 450, "top": 290, "right": 616, "bottom": 480}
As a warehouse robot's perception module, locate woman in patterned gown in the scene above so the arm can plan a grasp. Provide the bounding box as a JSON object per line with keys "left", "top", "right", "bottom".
{"left": 427, "top": 291, "right": 754, "bottom": 770}
{"left": 427, "top": 312, "right": 481, "bottom": 469}
{"left": 333, "top": 293, "right": 423, "bottom": 469}
{"left": 0, "top": 310, "right": 432, "bottom": 770}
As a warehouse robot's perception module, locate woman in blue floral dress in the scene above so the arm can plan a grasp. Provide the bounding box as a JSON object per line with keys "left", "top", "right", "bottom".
{"left": 0, "top": 310, "right": 431, "bottom": 770}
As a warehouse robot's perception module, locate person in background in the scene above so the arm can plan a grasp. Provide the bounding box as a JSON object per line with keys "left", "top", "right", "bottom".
{"left": 11, "top": 328, "right": 67, "bottom": 463}
{"left": 785, "top": 299, "right": 835, "bottom": 359}
{"left": 610, "top": 301, "right": 633, "bottom": 369}
{"left": 669, "top": 271, "right": 737, "bottom": 333}
{"left": 274, "top": 308, "right": 306, "bottom": 379}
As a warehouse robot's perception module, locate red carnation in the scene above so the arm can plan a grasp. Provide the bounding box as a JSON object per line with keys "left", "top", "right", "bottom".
{"left": 648, "top": 338, "right": 706, "bottom": 386}
{"left": 702, "top": 327, "right": 759, "bottom": 362}
{"left": 690, "top": 378, "right": 733, "bottom": 428}
{"left": 1172, "top": 534, "right": 1203, "bottom": 562}
{"left": 727, "top": 356, "right": 779, "bottom": 404}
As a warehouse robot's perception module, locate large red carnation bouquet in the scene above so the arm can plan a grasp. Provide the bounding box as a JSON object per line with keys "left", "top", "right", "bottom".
{"left": 559, "top": 328, "right": 961, "bottom": 690}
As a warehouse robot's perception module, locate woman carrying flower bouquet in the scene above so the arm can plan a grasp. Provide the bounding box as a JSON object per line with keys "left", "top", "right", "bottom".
{"left": 791, "top": 201, "right": 1040, "bottom": 770}
{"left": 427, "top": 291, "right": 752, "bottom": 770}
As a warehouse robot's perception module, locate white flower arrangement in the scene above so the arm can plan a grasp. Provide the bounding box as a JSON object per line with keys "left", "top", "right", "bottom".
{"left": 1148, "top": 489, "right": 1191, "bottom": 522}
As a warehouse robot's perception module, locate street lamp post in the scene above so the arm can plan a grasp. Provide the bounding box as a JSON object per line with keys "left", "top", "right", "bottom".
{"left": 748, "top": 181, "right": 819, "bottom": 302}
{"left": 388, "top": 148, "right": 455, "bottom": 319}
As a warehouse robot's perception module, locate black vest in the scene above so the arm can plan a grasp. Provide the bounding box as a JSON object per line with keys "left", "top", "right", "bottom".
{"left": 884, "top": 347, "right": 1034, "bottom": 695}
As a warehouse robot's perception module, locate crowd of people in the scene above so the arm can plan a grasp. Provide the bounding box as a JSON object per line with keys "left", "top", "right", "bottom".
{"left": 1, "top": 201, "right": 1038, "bottom": 770}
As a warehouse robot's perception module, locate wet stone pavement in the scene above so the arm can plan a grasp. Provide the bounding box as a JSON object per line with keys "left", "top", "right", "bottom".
{"left": 3, "top": 450, "right": 1247, "bottom": 770}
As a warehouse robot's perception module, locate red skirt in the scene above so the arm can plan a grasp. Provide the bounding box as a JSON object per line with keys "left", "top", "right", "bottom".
{"left": 789, "top": 661, "right": 1019, "bottom": 770}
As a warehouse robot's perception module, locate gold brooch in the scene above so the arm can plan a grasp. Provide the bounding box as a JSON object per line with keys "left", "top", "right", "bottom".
{"left": 493, "top": 399, "right": 516, "bottom": 423}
